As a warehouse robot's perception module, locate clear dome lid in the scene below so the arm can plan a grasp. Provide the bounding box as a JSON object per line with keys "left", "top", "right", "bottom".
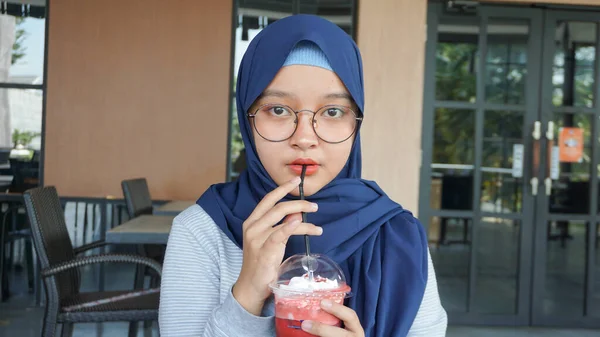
{"left": 270, "top": 253, "right": 351, "bottom": 296}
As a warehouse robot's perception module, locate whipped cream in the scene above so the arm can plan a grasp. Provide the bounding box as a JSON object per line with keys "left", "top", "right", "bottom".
{"left": 279, "top": 274, "right": 339, "bottom": 291}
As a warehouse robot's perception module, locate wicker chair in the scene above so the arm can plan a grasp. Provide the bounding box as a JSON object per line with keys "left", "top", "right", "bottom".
{"left": 121, "top": 178, "right": 165, "bottom": 333}
{"left": 23, "top": 186, "right": 161, "bottom": 337}
{"left": 121, "top": 178, "right": 165, "bottom": 288}
{"left": 121, "top": 178, "right": 153, "bottom": 219}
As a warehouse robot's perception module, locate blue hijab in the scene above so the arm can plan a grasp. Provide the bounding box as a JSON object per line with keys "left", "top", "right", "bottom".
{"left": 198, "top": 14, "right": 428, "bottom": 336}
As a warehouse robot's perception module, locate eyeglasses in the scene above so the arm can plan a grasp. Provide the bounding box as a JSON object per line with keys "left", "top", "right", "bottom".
{"left": 247, "top": 104, "right": 363, "bottom": 144}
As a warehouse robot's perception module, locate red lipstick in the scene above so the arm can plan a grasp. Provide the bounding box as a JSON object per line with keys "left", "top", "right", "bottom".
{"left": 288, "top": 158, "right": 319, "bottom": 176}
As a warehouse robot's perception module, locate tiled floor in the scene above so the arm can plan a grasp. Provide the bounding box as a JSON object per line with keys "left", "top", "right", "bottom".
{"left": 1, "top": 264, "right": 598, "bottom": 337}
{"left": 431, "top": 219, "right": 600, "bottom": 317}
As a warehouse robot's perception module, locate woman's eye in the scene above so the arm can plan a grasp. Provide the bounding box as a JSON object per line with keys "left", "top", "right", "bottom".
{"left": 323, "top": 108, "right": 344, "bottom": 118}
{"left": 268, "top": 106, "right": 290, "bottom": 116}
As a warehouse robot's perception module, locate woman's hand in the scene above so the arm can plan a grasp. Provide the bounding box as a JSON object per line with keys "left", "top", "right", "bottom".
{"left": 301, "top": 300, "right": 365, "bottom": 337}
{"left": 232, "top": 177, "right": 322, "bottom": 316}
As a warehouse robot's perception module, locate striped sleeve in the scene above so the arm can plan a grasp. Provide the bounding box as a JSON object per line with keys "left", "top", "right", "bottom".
{"left": 407, "top": 249, "right": 448, "bottom": 336}
{"left": 159, "top": 209, "right": 275, "bottom": 337}
{"left": 159, "top": 214, "right": 221, "bottom": 336}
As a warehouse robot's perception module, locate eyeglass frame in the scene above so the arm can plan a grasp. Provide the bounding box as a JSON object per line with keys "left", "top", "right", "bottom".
{"left": 247, "top": 103, "right": 364, "bottom": 144}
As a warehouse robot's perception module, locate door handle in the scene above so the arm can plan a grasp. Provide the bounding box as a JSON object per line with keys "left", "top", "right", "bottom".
{"left": 531, "top": 177, "right": 539, "bottom": 196}
{"left": 545, "top": 177, "right": 552, "bottom": 196}
{"left": 546, "top": 121, "right": 554, "bottom": 141}
{"left": 531, "top": 121, "right": 541, "bottom": 196}
{"left": 533, "top": 121, "right": 542, "bottom": 140}
{"left": 545, "top": 121, "right": 555, "bottom": 197}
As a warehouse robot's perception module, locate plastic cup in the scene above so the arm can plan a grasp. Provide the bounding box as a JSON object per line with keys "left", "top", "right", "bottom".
{"left": 270, "top": 254, "right": 351, "bottom": 337}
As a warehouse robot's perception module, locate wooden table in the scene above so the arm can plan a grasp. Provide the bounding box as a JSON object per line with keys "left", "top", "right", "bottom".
{"left": 105, "top": 215, "right": 175, "bottom": 245}
{"left": 153, "top": 200, "right": 195, "bottom": 216}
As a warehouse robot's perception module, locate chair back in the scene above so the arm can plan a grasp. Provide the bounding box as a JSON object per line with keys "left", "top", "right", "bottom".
{"left": 23, "top": 186, "right": 80, "bottom": 302}
{"left": 121, "top": 178, "right": 153, "bottom": 218}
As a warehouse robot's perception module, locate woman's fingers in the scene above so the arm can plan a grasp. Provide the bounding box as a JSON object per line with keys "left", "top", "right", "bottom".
{"left": 300, "top": 320, "right": 343, "bottom": 337}
{"left": 320, "top": 300, "right": 363, "bottom": 334}
{"left": 266, "top": 220, "right": 323, "bottom": 247}
{"left": 259, "top": 201, "right": 317, "bottom": 229}
{"left": 255, "top": 220, "right": 322, "bottom": 266}
{"left": 244, "top": 201, "right": 317, "bottom": 241}
{"left": 283, "top": 213, "right": 302, "bottom": 223}
{"left": 301, "top": 301, "right": 364, "bottom": 337}
{"left": 245, "top": 177, "right": 301, "bottom": 224}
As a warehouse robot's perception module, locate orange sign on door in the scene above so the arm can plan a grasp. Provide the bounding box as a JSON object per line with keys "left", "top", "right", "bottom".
{"left": 558, "top": 127, "right": 584, "bottom": 163}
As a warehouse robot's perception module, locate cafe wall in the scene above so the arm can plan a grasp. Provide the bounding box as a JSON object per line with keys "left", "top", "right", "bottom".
{"left": 43, "top": 0, "right": 232, "bottom": 200}
{"left": 357, "top": 0, "right": 427, "bottom": 213}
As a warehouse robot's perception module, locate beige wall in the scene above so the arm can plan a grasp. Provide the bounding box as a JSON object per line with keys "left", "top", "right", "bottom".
{"left": 357, "top": 0, "right": 428, "bottom": 213}
{"left": 44, "top": 0, "right": 232, "bottom": 200}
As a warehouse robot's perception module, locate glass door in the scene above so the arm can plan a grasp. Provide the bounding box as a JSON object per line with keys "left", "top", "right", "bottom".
{"left": 423, "top": 3, "right": 600, "bottom": 328}
{"left": 531, "top": 9, "right": 600, "bottom": 328}
{"left": 421, "top": 3, "right": 542, "bottom": 325}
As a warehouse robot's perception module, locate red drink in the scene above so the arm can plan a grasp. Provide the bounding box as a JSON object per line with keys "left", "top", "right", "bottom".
{"left": 273, "top": 284, "right": 351, "bottom": 337}
{"left": 271, "top": 254, "right": 352, "bottom": 337}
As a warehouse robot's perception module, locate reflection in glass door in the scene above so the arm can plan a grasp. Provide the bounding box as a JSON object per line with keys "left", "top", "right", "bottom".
{"left": 423, "top": 3, "right": 600, "bottom": 328}
{"left": 422, "top": 4, "right": 541, "bottom": 325}
{"left": 532, "top": 11, "right": 600, "bottom": 328}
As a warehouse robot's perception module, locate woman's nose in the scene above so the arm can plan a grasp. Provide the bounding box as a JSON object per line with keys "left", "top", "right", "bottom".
{"left": 290, "top": 111, "right": 318, "bottom": 148}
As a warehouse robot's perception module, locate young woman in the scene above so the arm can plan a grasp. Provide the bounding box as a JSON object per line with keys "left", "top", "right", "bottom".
{"left": 159, "top": 14, "right": 447, "bottom": 337}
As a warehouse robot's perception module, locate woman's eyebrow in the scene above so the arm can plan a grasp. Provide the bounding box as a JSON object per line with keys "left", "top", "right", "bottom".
{"left": 258, "top": 89, "right": 296, "bottom": 100}
{"left": 257, "top": 90, "right": 352, "bottom": 101}
{"left": 323, "top": 92, "right": 352, "bottom": 101}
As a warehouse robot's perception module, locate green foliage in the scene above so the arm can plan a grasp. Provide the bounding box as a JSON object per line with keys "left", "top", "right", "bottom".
{"left": 11, "top": 17, "right": 27, "bottom": 65}
{"left": 12, "top": 129, "right": 40, "bottom": 148}
{"left": 435, "top": 43, "right": 477, "bottom": 102}
{"left": 230, "top": 102, "right": 244, "bottom": 166}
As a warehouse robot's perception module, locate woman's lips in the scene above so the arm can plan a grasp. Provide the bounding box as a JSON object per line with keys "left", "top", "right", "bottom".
{"left": 288, "top": 158, "right": 319, "bottom": 176}
{"left": 288, "top": 164, "right": 319, "bottom": 176}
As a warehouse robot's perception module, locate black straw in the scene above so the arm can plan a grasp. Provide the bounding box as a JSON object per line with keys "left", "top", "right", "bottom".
{"left": 299, "top": 165, "right": 311, "bottom": 256}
